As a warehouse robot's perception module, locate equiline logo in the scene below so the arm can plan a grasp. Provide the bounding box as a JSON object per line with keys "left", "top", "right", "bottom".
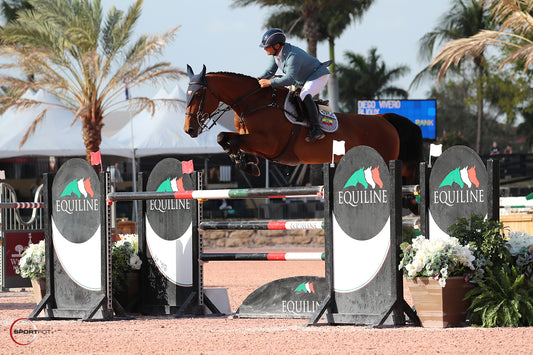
{"left": 146, "top": 158, "right": 194, "bottom": 240}
{"left": 439, "top": 166, "right": 480, "bottom": 188}
{"left": 429, "top": 146, "right": 489, "bottom": 234}
{"left": 434, "top": 166, "right": 485, "bottom": 207}
{"left": 55, "top": 177, "right": 99, "bottom": 215}
{"left": 294, "top": 281, "right": 315, "bottom": 294}
{"left": 60, "top": 178, "right": 95, "bottom": 197}
{"left": 156, "top": 177, "right": 184, "bottom": 192}
{"left": 333, "top": 146, "right": 390, "bottom": 241}
{"left": 52, "top": 159, "right": 100, "bottom": 244}
{"left": 148, "top": 177, "right": 191, "bottom": 213}
{"left": 338, "top": 166, "right": 388, "bottom": 207}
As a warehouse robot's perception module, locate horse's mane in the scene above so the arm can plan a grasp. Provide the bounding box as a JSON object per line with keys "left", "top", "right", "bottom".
{"left": 210, "top": 71, "right": 257, "bottom": 83}
{"left": 208, "top": 71, "right": 289, "bottom": 94}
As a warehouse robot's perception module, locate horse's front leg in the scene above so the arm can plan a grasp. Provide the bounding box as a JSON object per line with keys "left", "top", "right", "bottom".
{"left": 217, "top": 132, "right": 260, "bottom": 176}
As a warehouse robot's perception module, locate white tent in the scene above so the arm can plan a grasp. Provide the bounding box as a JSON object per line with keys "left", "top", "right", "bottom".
{"left": 111, "top": 85, "right": 228, "bottom": 157}
{"left": 0, "top": 90, "right": 130, "bottom": 158}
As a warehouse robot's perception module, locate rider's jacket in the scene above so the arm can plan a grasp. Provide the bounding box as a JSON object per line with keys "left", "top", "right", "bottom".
{"left": 259, "top": 43, "right": 330, "bottom": 87}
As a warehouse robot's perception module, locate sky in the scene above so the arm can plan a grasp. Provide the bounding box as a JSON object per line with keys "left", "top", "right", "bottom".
{"left": 101, "top": 0, "right": 452, "bottom": 100}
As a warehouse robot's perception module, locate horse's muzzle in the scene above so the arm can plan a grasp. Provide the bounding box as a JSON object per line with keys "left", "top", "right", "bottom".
{"left": 186, "top": 127, "right": 198, "bottom": 138}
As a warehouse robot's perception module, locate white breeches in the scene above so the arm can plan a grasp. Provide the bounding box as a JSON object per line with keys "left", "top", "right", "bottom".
{"left": 300, "top": 74, "right": 329, "bottom": 100}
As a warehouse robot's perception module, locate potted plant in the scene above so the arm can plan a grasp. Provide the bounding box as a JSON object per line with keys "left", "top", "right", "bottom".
{"left": 112, "top": 234, "right": 142, "bottom": 311}
{"left": 399, "top": 234, "right": 476, "bottom": 328}
{"left": 505, "top": 231, "right": 533, "bottom": 284}
{"left": 447, "top": 215, "right": 533, "bottom": 327}
{"left": 16, "top": 240, "right": 46, "bottom": 302}
{"left": 464, "top": 230, "right": 533, "bottom": 327}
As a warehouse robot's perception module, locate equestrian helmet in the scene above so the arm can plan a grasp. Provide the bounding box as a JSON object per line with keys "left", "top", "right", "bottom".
{"left": 259, "top": 28, "right": 286, "bottom": 48}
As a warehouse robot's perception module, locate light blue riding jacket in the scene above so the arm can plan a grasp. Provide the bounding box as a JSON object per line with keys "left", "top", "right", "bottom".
{"left": 259, "top": 43, "right": 330, "bottom": 87}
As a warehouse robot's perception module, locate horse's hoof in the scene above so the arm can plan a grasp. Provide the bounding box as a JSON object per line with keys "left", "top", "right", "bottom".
{"left": 244, "top": 153, "right": 259, "bottom": 164}
{"left": 243, "top": 163, "right": 260, "bottom": 176}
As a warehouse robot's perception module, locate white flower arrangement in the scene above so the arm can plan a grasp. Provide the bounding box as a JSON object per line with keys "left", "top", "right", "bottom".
{"left": 505, "top": 231, "right": 533, "bottom": 255}
{"left": 399, "top": 235, "right": 476, "bottom": 287}
{"left": 16, "top": 240, "right": 46, "bottom": 280}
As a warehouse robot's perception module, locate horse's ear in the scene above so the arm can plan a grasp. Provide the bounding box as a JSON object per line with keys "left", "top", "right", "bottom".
{"left": 200, "top": 64, "right": 206, "bottom": 78}
{"left": 187, "top": 64, "right": 194, "bottom": 79}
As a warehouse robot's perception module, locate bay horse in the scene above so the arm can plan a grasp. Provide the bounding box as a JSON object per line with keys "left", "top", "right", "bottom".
{"left": 184, "top": 65, "right": 423, "bottom": 185}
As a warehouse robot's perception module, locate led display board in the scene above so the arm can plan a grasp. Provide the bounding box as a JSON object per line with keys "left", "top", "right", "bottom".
{"left": 357, "top": 100, "right": 436, "bottom": 140}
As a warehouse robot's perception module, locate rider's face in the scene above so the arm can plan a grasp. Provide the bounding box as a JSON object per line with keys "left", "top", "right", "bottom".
{"left": 264, "top": 45, "right": 276, "bottom": 56}
{"left": 264, "top": 43, "right": 282, "bottom": 56}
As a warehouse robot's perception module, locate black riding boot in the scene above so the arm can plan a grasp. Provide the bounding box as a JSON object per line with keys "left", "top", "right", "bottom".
{"left": 303, "top": 95, "right": 325, "bottom": 143}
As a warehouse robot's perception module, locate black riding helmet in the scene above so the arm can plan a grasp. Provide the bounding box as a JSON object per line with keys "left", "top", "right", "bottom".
{"left": 259, "top": 28, "right": 286, "bottom": 48}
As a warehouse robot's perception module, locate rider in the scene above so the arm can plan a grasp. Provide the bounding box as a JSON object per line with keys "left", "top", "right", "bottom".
{"left": 257, "top": 28, "right": 330, "bottom": 143}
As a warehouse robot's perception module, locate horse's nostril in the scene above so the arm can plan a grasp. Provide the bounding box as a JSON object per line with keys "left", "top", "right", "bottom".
{"left": 187, "top": 128, "right": 197, "bottom": 137}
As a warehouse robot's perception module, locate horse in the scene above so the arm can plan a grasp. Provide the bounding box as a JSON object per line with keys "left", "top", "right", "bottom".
{"left": 184, "top": 65, "right": 423, "bottom": 186}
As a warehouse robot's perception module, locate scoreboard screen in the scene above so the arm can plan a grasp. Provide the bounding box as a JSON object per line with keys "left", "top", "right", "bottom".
{"left": 357, "top": 100, "right": 436, "bottom": 140}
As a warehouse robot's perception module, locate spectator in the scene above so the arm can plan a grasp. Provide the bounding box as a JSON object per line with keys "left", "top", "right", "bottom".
{"left": 490, "top": 141, "right": 500, "bottom": 155}
{"left": 504, "top": 145, "right": 512, "bottom": 154}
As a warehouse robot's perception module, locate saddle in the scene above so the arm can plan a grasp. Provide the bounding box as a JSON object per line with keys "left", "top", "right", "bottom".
{"left": 284, "top": 89, "right": 338, "bottom": 133}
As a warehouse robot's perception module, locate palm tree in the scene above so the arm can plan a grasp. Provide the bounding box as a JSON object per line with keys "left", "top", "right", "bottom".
{"left": 420, "top": 0, "right": 494, "bottom": 153}
{"left": 0, "top": 0, "right": 32, "bottom": 23}
{"left": 0, "top": 0, "right": 184, "bottom": 162}
{"left": 337, "top": 48, "right": 410, "bottom": 112}
{"left": 264, "top": 7, "right": 364, "bottom": 111}
{"left": 0, "top": 0, "right": 33, "bottom": 90}
{"left": 231, "top": 0, "right": 372, "bottom": 57}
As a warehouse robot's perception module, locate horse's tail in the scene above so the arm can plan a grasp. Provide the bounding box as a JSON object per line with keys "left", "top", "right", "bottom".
{"left": 383, "top": 113, "right": 423, "bottom": 185}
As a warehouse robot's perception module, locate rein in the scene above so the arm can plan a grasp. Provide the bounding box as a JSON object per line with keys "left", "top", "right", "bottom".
{"left": 186, "top": 74, "right": 302, "bottom": 162}
{"left": 186, "top": 78, "right": 284, "bottom": 133}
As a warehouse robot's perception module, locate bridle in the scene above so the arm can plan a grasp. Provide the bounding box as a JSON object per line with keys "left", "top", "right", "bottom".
{"left": 185, "top": 77, "right": 281, "bottom": 133}
{"left": 185, "top": 81, "right": 232, "bottom": 132}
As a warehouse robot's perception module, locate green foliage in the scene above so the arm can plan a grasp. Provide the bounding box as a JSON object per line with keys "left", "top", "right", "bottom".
{"left": 466, "top": 265, "right": 533, "bottom": 327}
{"left": 447, "top": 214, "right": 511, "bottom": 268}
{"left": 505, "top": 231, "right": 533, "bottom": 284}
{"left": 337, "top": 48, "right": 410, "bottom": 112}
{"left": 434, "top": 130, "right": 468, "bottom": 151}
{"left": 112, "top": 235, "right": 141, "bottom": 296}
{"left": 402, "top": 226, "right": 416, "bottom": 245}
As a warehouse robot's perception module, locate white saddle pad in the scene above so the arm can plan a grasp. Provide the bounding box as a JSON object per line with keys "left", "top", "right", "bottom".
{"left": 283, "top": 94, "right": 339, "bottom": 133}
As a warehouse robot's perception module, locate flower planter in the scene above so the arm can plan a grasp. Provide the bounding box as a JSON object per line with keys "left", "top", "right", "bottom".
{"left": 116, "top": 272, "right": 140, "bottom": 311}
{"left": 406, "top": 276, "right": 473, "bottom": 328}
{"left": 31, "top": 278, "right": 46, "bottom": 303}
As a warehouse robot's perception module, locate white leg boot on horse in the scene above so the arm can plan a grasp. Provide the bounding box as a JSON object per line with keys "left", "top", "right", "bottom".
{"left": 303, "top": 95, "right": 325, "bottom": 143}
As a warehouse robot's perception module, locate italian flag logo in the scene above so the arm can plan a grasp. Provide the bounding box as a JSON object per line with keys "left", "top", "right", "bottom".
{"left": 439, "top": 166, "right": 480, "bottom": 188}
{"left": 294, "top": 282, "right": 315, "bottom": 294}
{"left": 156, "top": 177, "right": 184, "bottom": 192}
{"left": 59, "top": 178, "right": 94, "bottom": 198}
{"left": 343, "top": 166, "right": 384, "bottom": 189}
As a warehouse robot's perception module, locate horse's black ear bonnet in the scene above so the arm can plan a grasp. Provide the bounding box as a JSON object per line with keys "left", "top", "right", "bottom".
{"left": 186, "top": 64, "right": 207, "bottom": 107}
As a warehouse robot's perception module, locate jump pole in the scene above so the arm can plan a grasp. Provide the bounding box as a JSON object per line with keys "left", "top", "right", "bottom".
{"left": 0, "top": 202, "right": 43, "bottom": 209}
{"left": 107, "top": 185, "right": 323, "bottom": 202}
{"left": 201, "top": 252, "right": 325, "bottom": 261}
{"left": 199, "top": 220, "right": 324, "bottom": 230}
